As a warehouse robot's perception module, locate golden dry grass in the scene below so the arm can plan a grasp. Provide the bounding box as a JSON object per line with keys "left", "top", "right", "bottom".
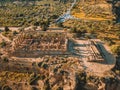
{"left": 73, "top": 12, "right": 110, "bottom": 21}
{"left": 71, "top": 2, "right": 115, "bottom": 21}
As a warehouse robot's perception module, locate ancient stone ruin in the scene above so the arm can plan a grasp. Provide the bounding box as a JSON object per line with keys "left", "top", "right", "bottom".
{"left": 11, "top": 31, "right": 68, "bottom": 57}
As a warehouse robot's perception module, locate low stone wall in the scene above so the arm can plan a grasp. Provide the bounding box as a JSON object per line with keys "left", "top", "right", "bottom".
{"left": 11, "top": 50, "right": 70, "bottom": 58}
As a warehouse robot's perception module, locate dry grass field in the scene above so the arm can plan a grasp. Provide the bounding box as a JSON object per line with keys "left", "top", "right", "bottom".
{"left": 71, "top": 1, "right": 115, "bottom": 21}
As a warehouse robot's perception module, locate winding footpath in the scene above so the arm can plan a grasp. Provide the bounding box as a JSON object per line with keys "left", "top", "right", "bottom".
{"left": 56, "top": 0, "right": 76, "bottom": 23}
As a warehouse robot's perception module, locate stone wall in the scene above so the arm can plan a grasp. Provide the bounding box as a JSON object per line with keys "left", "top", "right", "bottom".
{"left": 11, "top": 31, "right": 69, "bottom": 57}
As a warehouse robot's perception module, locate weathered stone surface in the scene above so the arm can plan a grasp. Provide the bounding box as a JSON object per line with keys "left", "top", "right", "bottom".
{"left": 11, "top": 31, "right": 68, "bottom": 57}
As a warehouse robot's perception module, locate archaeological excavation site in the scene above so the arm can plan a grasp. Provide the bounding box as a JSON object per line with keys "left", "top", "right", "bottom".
{"left": 6, "top": 28, "right": 116, "bottom": 74}
{"left": 0, "top": 0, "right": 120, "bottom": 89}
{"left": 0, "top": 28, "right": 117, "bottom": 90}
{"left": 10, "top": 30, "right": 70, "bottom": 57}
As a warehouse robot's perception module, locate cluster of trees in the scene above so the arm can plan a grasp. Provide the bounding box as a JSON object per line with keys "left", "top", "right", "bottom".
{"left": 59, "top": 0, "right": 73, "bottom": 3}
{"left": 0, "top": 0, "right": 73, "bottom": 6}
{"left": 0, "top": 0, "right": 71, "bottom": 27}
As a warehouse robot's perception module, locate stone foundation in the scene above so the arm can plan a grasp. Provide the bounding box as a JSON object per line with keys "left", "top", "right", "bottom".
{"left": 11, "top": 31, "right": 69, "bottom": 57}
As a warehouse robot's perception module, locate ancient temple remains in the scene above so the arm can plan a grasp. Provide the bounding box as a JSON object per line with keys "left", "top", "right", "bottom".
{"left": 11, "top": 31, "right": 68, "bottom": 57}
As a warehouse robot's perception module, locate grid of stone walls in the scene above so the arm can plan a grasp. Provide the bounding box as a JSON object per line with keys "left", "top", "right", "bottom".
{"left": 12, "top": 31, "right": 68, "bottom": 56}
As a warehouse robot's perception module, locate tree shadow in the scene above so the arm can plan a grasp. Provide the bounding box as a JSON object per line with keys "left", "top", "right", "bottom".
{"left": 107, "top": 0, "right": 120, "bottom": 23}
{"left": 95, "top": 41, "right": 115, "bottom": 65}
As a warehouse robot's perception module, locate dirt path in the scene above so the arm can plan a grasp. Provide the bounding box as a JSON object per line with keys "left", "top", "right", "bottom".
{"left": 0, "top": 34, "right": 11, "bottom": 42}
{"left": 56, "top": 0, "right": 76, "bottom": 23}
{"left": 0, "top": 27, "right": 20, "bottom": 31}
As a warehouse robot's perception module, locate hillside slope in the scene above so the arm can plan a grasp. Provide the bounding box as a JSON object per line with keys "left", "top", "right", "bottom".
{"left": 71, "top": 0, "right": 116, "bottom": 21}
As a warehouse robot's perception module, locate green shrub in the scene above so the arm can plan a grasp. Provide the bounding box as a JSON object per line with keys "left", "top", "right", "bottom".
{"left": 3, "top": 57, "right": 9, "bottom": 63}
{"left": 0, "top": 41, "right": 6, "bottom": 48}
{"left": 111, "top": 45, "right": 120, "bottom": 55}
{"left": 12, "top": 31, "right": 18, "bottom": 35}
{"left": 4, "top": 26, "right": 9, "bottom": 32}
